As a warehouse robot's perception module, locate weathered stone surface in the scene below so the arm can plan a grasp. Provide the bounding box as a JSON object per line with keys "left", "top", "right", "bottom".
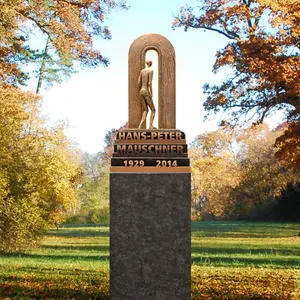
{"left": 128, "top": 34, "right": 176, "bottom": 129}
{"left": 110, "top": 173, "right": 191, "bottom": 300}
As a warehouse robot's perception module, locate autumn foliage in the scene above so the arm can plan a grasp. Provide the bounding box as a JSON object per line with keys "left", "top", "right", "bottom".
{"left": 65, "top": 124, "right": 127, "bottom": 225}
{"left": 0, "top": 84, "right": 83, "bottom": 251}
{"left": 0, "top": 0, "right": 127, "bottom": 88}
{"left": 190, "top": 124, "right": 299, "bottom": 220}
{"left": 174, "top": 0, "right": 299, "bottom": 169}
{"left": 173, "top": 0, "right": 299, "bottom": 121}
{"left": 275, "top": 121, "right": 300, "bottom": 170}
{"left": 0, "top": 0, "right": 127, "bottom": 250}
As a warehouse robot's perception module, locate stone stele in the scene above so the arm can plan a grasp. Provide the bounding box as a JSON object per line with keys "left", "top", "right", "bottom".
{"left": 110, "top": 33, "right": 191, "bottom": 300}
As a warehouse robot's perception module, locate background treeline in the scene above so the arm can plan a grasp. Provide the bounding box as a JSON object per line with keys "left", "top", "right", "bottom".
{"left": 68, "top": 122, "right": 299, "bottom": 225}
{"left": 64, "top": 126, "right": 125, "bottom": 225}
{"left": 190, "top": 123, "right": 299, "bottom": 221}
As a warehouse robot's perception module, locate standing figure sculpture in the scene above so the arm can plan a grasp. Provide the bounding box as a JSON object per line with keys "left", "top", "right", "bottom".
{"left": 138, "top": 60, "right": 156, "bottom": 129}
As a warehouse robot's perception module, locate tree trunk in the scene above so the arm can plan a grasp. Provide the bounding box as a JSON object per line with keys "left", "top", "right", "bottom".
{"left": 36, "top": 36, "right": 50, "bottom": 94}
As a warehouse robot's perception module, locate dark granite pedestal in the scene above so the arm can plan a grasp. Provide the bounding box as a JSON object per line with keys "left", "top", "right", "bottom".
{"left": 110, "top": 129, "right": 191, "bottom": 299}
{"left": 110, "top": 172, "right": 191, "bottom": 300}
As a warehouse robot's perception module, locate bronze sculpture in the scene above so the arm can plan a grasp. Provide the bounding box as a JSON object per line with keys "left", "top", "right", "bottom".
{"left": 138, "top": 60, "right": 156, "bottom": 129}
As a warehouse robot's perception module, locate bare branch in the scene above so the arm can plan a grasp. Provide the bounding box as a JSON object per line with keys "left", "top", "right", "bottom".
{"left": 193, "top": 22, "right": 238, "bottom": 40}
{"left": 15, "top": 9, "right": 51, "bottom": 37}
{"left": 36, "top": 35, "right": 50, "bottom": 94}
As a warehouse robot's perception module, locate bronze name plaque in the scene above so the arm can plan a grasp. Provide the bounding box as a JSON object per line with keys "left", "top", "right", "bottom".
{"left": 115, "top": 144, "right": 186, "bottom": 154}
{"left": 110, "top": 129, "right": 190, "bottom": 173}
{"left": 117, "top": 131, "right": 185, "bottom": 140}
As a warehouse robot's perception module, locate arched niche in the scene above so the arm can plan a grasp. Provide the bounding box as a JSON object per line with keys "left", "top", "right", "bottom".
{"left": 128, "top": 33, "right": 176, "bottom": 129}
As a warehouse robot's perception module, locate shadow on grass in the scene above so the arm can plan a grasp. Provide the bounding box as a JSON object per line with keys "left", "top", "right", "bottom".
{"left": 191, "top": 221, "right": 300, "bottom": 238}
{"left": 192, "top": 246, "right": 300, "bottom": 268}
{"left": 1, "top": 266, "right": 108, "bottom": 276}
{"left": 40, "top": 244, "right": 109, "bottom": 252}
{"left": 0, "top": 251, "right": 109, "bottom": 261}
{"left": 192, "top": 245, "right": 300, "bottom": 256}
{"left": 191, "top": 255, "right": 300, "bottom": 268}
{"left": 45, "top": 229, "right": 110, "bottom": 238}
{"left": 46, "top": 222, "right": 300, "bottom": 239}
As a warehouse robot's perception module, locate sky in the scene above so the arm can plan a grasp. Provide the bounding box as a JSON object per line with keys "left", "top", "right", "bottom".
{"left": 31, "top": 0, "right": 275, "bottom": 153}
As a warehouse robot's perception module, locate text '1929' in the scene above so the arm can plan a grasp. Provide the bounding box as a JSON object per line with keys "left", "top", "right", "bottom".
{"left": 123, "top": 160, "right": 178, "bottom": 167}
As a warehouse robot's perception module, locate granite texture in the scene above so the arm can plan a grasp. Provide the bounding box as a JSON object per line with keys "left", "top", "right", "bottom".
{"left": 110, "top": 173, "right": 191, "bottom": 300}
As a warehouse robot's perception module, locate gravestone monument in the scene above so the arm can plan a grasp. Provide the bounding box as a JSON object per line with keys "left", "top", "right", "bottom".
{"left": 110, "top": 33, "right": 191, "bottom": 300}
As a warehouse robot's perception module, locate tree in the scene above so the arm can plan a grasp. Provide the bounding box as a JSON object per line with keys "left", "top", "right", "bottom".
{"left": 0, "top": 84, "right": 82, "bottom": 251}
{"left": 173, "top": 0, "right": 299, "bottom": 124}
{"left": 229, "top": 124, "right": 296, "bottom": 219}
{"left": 273, "top": 182, "right": 300, "bottom": 221}
{"left": 0, "top": 0, "right": 127, "bottom": 91}
{"left": 275, "top": 122, "right": 300, "bottom": 171}
{"left": 0, "top": 0, "right": 127, "bottom": 249}
{"left": 190, "top": 124, "right": 299, "bottom": 220}
{"left": 67, "top": 124, "right": 127, "bottom": 224}
{"left": 102, "top": 123, "right": 128, "bottom": 162}
{"left": 79, "top": 152, "right": 109, "bottom": 212}
{"left": 190, "top": 126, "right": 242, "bottom": 219}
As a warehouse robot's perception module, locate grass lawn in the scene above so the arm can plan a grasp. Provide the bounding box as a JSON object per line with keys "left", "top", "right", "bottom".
{"left": 0, "top": 222, "right": 299, "bottom": 299}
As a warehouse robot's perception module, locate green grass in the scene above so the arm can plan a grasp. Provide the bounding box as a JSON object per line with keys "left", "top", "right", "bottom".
{"left": 192, "top": 221, "right": 300, "bottom": 269}
{"left": 0, "top": 222, "right": 299, "bottom": 299}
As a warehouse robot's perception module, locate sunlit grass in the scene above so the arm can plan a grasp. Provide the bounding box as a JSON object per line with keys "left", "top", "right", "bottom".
{"left": 192, "top": 237, "right": 300, "bottom": 268}
{"left": 0, "top": 222, "right": 299, "bottom": 299}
